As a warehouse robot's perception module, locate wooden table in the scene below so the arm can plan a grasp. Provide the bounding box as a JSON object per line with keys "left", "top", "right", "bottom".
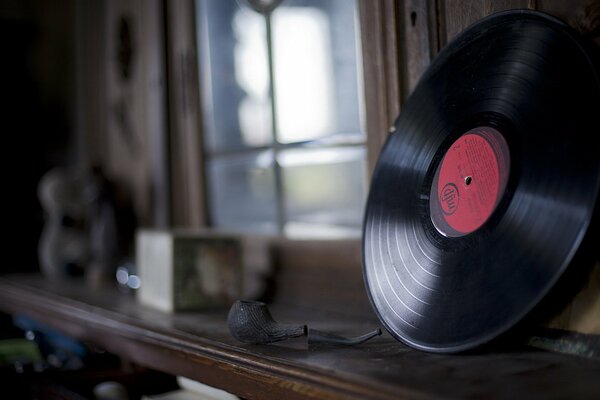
{"left": 0, "top": 274, "right": 599, "bottom": 399}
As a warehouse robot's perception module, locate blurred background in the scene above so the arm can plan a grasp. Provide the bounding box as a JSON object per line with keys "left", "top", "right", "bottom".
{"left": 1, "top": 0, "right": 599, "bottom": 398}
{"left": 1, "top": 0, "right": 367, "bottom": 277}
{"left": 2, "top": 0, "right": 77, "bottom": 274}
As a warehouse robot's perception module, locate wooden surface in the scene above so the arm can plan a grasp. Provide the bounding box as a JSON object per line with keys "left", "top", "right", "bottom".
{"left": 398, "top": 0, "right": 437, "bottom": 98}
{"left": 1, "top": 274, "right": 600, "bottom": 400}
{"left": 165, "top": 0, "right": 207, "bottom": 228}
{"left": 440, "top": 0, "right": 534, "bottom": 45}
{"left": 272, "top": 239, "right": 373, "bottom": 317}
{"left": 358, "top": 0, "right": 402, "bottom": 175}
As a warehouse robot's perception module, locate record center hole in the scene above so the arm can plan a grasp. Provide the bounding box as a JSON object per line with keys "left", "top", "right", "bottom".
{"left": 465, "top": 176, "right": 472, "bottom": 186}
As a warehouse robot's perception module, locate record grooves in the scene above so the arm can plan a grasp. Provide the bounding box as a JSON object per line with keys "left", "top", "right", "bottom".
{"left": 362, "top": 10, "right": 600, "bottom": 352}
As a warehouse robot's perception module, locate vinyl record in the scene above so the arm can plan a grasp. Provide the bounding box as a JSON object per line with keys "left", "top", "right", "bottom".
{"left": 362, "top": 10, "right": 600, "bottom": 352}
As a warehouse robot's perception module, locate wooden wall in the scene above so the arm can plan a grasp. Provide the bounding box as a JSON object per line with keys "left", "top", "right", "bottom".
{"left": 361, "top": 0, "right": 599, "bottom": 173}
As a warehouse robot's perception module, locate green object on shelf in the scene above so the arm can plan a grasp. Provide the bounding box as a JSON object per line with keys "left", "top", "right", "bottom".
{"left": 0, "top": 338, "right": 43, "bottom": 365}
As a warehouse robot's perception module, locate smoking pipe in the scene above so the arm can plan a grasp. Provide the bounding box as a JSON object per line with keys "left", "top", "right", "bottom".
{"left": 227, "top": 300, "right": 381, "bottom": 345}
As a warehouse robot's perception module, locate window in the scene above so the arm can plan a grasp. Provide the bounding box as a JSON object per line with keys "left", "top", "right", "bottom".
{"left": 196, "top": 0, "right": 365, "bottom": 237}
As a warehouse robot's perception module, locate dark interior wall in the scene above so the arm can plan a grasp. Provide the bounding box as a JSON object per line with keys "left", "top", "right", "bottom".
{"left": 1, "top": 0, "right": 75, "bottom": 272}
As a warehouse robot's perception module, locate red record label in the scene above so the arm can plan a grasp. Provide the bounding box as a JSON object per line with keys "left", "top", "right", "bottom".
{"left": 430, "top": 127, "right": 510, "bottom": 237}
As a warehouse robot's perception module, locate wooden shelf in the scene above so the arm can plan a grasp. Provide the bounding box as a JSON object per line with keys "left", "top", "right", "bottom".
{"left": 0, "top": 274, "right": 599, "bottom": 399}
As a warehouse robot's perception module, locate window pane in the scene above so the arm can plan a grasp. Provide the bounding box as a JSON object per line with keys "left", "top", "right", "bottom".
{"left": 197, "top": 1, "right": 273, "bottom": 153}
{"left": 279, "top": 146, "right": 367, "bottom": 237}
{"left": 207, "top": 151, "right": 278, "bottom": 234}
{"left": 272, "top": 0, "right": 363, "bottom": 143}
{"left": 197, "top": 0, "right": 367, "bottom": 237}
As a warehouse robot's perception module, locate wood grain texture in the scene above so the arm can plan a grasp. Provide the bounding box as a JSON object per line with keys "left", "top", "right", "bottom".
{"left": 141, "top": 0, "right": 170, "bottom": 228}
{"left": 358, "top": 0, "right": 402, "bottom": 175}
{"left": 537, "top": 0, "right": 590, "bottom": 24}
{"left": 165, "top": 0, "right": 207, "bottom": 228}
{"left": 383, "top": 0, "right": 402, "bottom": 122}
{"left": 271, "top": 239, "right": 373, "bottom": 317}
{"left": 538, "top": 0, "right": 600, "bottom": 45}
{"left": 1, "top": 274, "right": 600, "bottom": 399}
{"left": 441, "top": 0, "right": 534, "bottom": 45}
{"left": 399, "top": 0, "right": 435, "bottom": 98}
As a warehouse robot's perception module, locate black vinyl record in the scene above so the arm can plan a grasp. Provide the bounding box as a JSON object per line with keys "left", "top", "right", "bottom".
{"left": 362, "top": 10, "right": 600, "bottom": 352}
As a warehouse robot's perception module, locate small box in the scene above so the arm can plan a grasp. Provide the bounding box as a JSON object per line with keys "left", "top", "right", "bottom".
{"left": 136, "top": 230, "right": 243, "bottom": 312}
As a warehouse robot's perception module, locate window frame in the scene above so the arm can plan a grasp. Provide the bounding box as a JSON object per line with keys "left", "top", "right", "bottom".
{"left": 170, "top": 0, "right": 374, "bottom": 234}
{"left": 164, "top": 0, "right": 435, "bottom": 232}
